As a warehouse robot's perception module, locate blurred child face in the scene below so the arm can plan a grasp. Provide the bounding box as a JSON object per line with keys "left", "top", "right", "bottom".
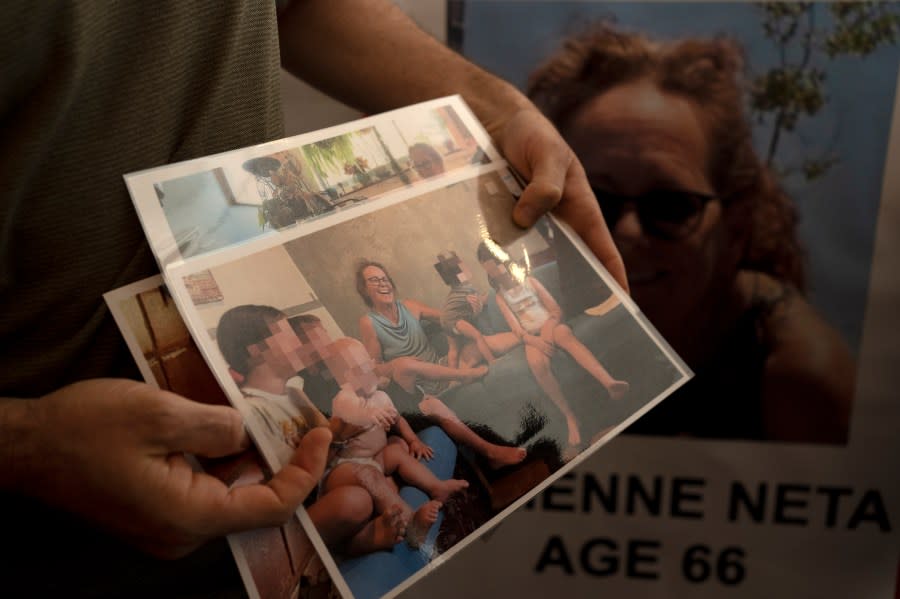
{"left": 328, "top": 338, "right": 380, "bottom": 397}
{"left": 479, "top": 257, "right": 516, "bottom": 291}
{"left": 247, "top": 318, "right": 310, "bottom": 379}
{"left": 293, "top": 320, "right": 335, "bottom": 370}
{"left": 437, "top": 252, "right": 473, "bottom": 286}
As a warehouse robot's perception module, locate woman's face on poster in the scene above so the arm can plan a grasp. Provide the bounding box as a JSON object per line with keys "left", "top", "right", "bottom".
{"left": 563, "top": 78, "right": 735, "bottom": 332}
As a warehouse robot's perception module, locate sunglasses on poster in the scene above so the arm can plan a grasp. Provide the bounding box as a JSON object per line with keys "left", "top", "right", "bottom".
{"left": 591, "top": 186, "right": 717, "bottom": 240}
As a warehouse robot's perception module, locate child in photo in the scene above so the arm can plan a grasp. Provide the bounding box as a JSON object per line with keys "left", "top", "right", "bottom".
{"left": 293, "top": 316, "right": 527, "bottom": 470}
{"left": 433, "top": 250, "right": 520, "bottom": 367}
{"left": 216, "top": 304, "right": 330, "bottom": 467}
{"left": 319, "top": 336, "right": 470, "bottom": 548}
{"left": 476, "top": 240, "right": 630, "bottom": 453}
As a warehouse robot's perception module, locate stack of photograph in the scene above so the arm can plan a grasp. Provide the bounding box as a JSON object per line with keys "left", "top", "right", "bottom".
{"left": 110, "top": 96, "right": 690, "bottom": 599}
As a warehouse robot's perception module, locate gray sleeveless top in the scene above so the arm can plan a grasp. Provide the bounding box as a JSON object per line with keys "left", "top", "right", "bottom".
{"left": 368, "top": 301, "right": 441, "bottom": 365}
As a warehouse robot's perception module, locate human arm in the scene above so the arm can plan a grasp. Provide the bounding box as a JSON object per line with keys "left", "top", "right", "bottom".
{"left": 446, "top": 332, "right": 460, "bottom": 369}
{"left": 392, "top": 415, "right": 434, "bottom": 461}
{"left": 359, "top": 314, "right": 391, "bottom": 380}
{"left": 0, "top": 379, "right": 330, "bottom": 559}
{"left": 277, "top": 0, "right": 627, "bottom": 291}
{"left": 403, "top": 298, "right": 443, "bottom": 323}
{"left": 466, "top": 293, "right": 488, "bottom": 316}
{"left": 332, "top": 388, "right": 397, "bottom": 430}
{"left": 455, "top": 319, "right": 497, "bottom": 363}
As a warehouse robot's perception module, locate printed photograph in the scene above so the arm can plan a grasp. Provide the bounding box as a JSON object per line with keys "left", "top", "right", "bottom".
{"left": 174, "top": 170, "right": 688, "bottom": 599}
{"left": 450, "top": 0, "right": 900, "bottom": 445}
{"left": 146, "top": 103, "right": 488, "bottom": 262}
{"left": 104, "top": 279, "right": 335, "bottom": 599}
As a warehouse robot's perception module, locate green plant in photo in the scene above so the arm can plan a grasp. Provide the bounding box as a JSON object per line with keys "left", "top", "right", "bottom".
{"left": 750, "top": 1, "right": 900, "bottom": 180}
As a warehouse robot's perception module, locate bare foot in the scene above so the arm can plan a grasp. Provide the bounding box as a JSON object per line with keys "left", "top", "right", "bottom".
{"left": 561, "top": 443, "right": 582, "bottom": 463}
{"left": 607, "top": 380, "right": 629, "bottom": 401}
{"left": 406, "top": 500, "right": 442, "bottom": 548}
{"left": 486, "top": 444, "right": 527, "bottom": 469}
{"left": 370, "top": 505, "right": 406, "bottom": 550}
{"left": 566, "top": 416, "right": 582, "bottom": 447}
{"left": 429, "top": 478, "right": 469, "bottom": 503}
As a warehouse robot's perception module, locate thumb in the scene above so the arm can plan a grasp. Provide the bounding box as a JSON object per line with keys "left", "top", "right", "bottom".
{"left": 266, "top": 426, "right": 332, "bottom": 509}
{"left": 512, "top": 143, "right": 570, "bottom": 228}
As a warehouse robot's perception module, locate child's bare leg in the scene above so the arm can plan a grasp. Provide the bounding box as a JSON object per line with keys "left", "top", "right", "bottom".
{"left": 456, "top": 320, "right": 496, "bottom": 364}
{"left": 523, "top": 345, "right": 581, "bottom": 447}
{"left": 381, "top": 442, "right": 469, "bottom": 503}
{"left": 419, "top": 395, "right": 527, "bottom": 469}
{"left": 457, "top": 340, "right": 484, "bottom": 369}
{"left": 484, "top": 331, "right": 521, "bottom": 356}
{"left": 552, "top": 323, "right": 629, "bottom": 400}
{"left": 311, "top": 486, "right": 404, "bottom": 556}
{"left": 309, "top": 486, "right": 376, "bottom": 551}
{"left": 344, "top": 505, "right": 407, "bottom": 556}
{"left": 389, "top": 356, "right": 487, "bottom": 393}
{"left": 323, "top": 462, "right": 408, "bottom": 517}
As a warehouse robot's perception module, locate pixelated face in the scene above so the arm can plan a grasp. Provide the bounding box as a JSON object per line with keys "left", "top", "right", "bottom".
{"left": 362, "top": 265, "right": 394, "bottom": 305}
{"left": 330, "top": 339, "right": 379, "bottom": 396}
{"left": 437, "top": 252, "right": 473, "bottom": 286}
{"left": 479, "top": 257, "right": 517, "bottom": 291}
{"left": 246, "top": 318, "right": 309, "bottom": 378}
{"left": 293, "top": 321, "right": 335, "bottom": 369}
{"left": 479, "top": 257, "right": 504, "bottom": 279}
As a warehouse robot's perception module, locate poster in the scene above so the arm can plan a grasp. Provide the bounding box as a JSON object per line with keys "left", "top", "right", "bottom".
{"left": 396, "top": 2, "right": 900, "bottom": 597}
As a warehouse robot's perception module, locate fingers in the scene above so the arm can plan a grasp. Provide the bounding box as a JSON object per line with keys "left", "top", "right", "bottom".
{"left": 411, "top": 442, "right": 433, "bottom": 461}
{"left": 552, "top": 162, "right": 629, "bottom": 292}
{"left": 203, "top": 426, "right": 333, "bottom": 533}
{"left": 149, "top": 392, "right": 249, "bottom": 458}
{"left": 512, "top": 146, "right": 570, "bottom": 228}
{"left": 495, "top": 107, "right": 628, "bottom": 291}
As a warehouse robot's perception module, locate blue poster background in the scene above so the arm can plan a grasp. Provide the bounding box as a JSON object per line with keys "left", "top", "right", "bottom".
{"left": 454, "top": 1, "right": 900, "bottom": 355}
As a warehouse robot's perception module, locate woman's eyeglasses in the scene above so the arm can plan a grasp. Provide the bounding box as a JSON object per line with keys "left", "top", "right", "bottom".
{"left": 591, "top": 187, "right": 716, "bottom": 240}
{"left": 366, "top": 276, "right": 392, "bottom": 286}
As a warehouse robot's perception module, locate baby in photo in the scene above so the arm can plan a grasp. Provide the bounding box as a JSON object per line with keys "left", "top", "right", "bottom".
{"left": 319, "top": 336, "right": 470, "bottom": 548}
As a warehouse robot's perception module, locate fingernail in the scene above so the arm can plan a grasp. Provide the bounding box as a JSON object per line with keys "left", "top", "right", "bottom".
{"left": 515, "top": 204, "right": 537, "bottom": 226}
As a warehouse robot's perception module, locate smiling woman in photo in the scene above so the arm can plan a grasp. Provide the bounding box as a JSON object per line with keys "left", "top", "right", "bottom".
{"left": 528, "top": 24, "right": 855, "bottom": 443}
{"left": 356, "top": 259, "right": 488, "bottom": 396}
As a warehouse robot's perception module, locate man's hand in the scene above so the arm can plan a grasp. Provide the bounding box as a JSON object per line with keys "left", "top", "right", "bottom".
{"left": 4, "top": 378, "right": 330, "bottom": 559}
{"left": 485, "top": 107, "right": 628, "bottom": 293}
